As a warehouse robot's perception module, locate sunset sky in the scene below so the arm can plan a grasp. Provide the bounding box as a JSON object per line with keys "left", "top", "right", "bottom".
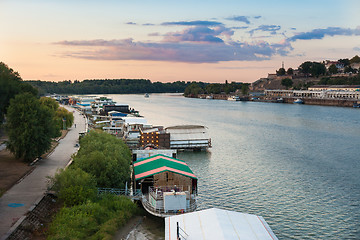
{"left": 1, "top": 0, "right": 359, "bottom": 83}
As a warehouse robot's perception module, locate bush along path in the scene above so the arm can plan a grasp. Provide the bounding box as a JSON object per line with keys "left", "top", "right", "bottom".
{"left": 46, "top": 130, "right": 139, "bottom": 240}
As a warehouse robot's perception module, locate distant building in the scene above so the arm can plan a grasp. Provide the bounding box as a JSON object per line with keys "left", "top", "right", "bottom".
{"left": 102, "top": 104, "right": 130, "bottom": 115}
{"left": 324, "top": 60, "right": 345, "bottom": 71}
{"left": 139, "top": 126, "right": 170, "bottom": 149}
{"left": 308, "top": 85, "right": 360, "bottom": 91}
{"left": 265, "top": 88, "right": 360, "bottom": 100}
{"left": 350, "top": 62, "right": 360, "bottom": 70}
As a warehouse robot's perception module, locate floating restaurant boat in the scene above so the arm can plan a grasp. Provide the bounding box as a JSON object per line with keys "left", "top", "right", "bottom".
{"left": 227, "top": 95, "right": 240, "bottom": 101}
{"left": 293, "top": 98, "right": 304, "bottom": 104}
{"left": 165, "top": 125, "right": 211, "bottom": 150}
{"left": 133, "top": 154, "right": 197, "bottom": 217}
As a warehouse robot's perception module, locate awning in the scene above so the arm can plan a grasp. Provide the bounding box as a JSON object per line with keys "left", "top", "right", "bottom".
{"left": 134, "top": 154, "right": 197, "bottom": 181}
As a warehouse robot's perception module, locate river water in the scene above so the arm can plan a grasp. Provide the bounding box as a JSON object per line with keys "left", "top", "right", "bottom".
{"left": 108, "top": 93, "right": 360, "bottom": 239}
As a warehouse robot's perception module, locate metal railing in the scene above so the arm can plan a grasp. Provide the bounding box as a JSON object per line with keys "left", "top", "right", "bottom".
{"left": 148, "top": 186, "right": 193, "bottom": 200}
{"left": 141, "top": 193, "right": 197, "bottom": 216}
{"left": 97, "top": 188, "right": 142, "bottom": 199}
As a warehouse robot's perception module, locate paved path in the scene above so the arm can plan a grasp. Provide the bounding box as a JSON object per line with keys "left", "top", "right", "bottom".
{"left": 0, "top": 106, "right": 86, "bottom": 238}
{"left": 0, "top": 144, "right": 5, "bottom": 152}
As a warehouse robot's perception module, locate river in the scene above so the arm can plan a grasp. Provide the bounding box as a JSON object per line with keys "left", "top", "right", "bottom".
{"left": 107, "top": 93, "right": 359, "bottom": 239}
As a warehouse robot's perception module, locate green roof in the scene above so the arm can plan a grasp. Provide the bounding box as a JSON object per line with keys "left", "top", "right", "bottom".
{"left": 134, "top": 154, "right": 197, "bottom": 180}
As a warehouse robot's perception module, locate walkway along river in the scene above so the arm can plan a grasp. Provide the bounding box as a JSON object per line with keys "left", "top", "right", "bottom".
{"left": 107, "top": 93, "right": 360, "bottom": 240}
{"left": 0, "top": 106, "right": 86, "bottom": 238}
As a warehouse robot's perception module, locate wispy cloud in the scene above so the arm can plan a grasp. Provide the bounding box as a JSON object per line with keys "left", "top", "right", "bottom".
{"left": 55, "top": 38, "right": 291, "bottom": 63}
{"left": 163, "top": 26, "right": 234, "bottom": 43}
{"left": 161, "top": 20, "right": 222, "bottom": 26}
{"left": 232, "top": 26, "right": 249, "bottom": 30}
{"left": 289, "top": 26, "right": 360, "bottom": 41}
{"left": 249, "top": 25, "right": 281, "bottom": 35}
{"left": 226, "top": 16, "right": 250, "bottom": 24}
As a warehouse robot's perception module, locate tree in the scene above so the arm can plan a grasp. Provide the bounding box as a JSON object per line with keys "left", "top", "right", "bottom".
{"left": 56, "top": 107, "right": 74, "bottom": 129}
{"left": 184, "top": 82, "right": 204, "bottom": 97}
{"left": 241, "top": 84, "right": 249, "bottom": 96}
{"left": 350, "top": 55, "right": 360, "bottom": 63}
{"left": 287, "top": 68, "right": 294, "bottom": 75}
{"left": 0, "top": 62, "right": 37, "bottom": 122}
{"left": 344, "top": 65, "right": 356, "bottom": 74}
{"left": 40, "top": 97, "right": 59, "bottom": 112}
{"left": 338, "top": 58, "right": 350, "bottom": 67}
{"left": 299, "top": 61, "right": 313, "bottom": 75}
{"left": 281, "top": 78, "right": 293, "bottom": 89}
{"left": 276, "top": 68, "right": 286, "bottom": 76}
{"left": 50, "top": 167, "right": 97, "bottom": 206}
{"left": 299, "top": 61, "right": 326, "bottom": 77}
{"left": 311, "top": 62, "right": 326, "bottom": 77}
{"left": 74, "top": 131, "right": 131, "bottom": 188}
{"left": 6, "top": 93, "right": 56, "bottom": 161}
{"left": 328, "top": 64, "right": 338, "bottom": 74}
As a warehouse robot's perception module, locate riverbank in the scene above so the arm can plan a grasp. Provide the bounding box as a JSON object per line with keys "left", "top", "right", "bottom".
{"left": 190, "top": 93, "right": 359, "bottom": 107}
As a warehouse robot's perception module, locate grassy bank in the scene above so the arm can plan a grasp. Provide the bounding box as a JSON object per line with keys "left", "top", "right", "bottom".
{"left": 46, "top": 130, "right": 138, "bottom": 239}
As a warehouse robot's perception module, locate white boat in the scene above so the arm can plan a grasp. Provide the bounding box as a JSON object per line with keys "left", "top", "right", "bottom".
{"left": 227, "top": 96, "right": 240, "bottom": 101}
{"left": 144, "top": 93, "right": 149, "bottom": 98}
{"left": 294, "top": 98, "right": 304, "bottom": 104}
{"left": 206, "top": 95, "right": 214, "bottom": 99}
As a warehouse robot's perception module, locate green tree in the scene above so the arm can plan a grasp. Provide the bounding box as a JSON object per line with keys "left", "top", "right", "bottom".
{"left": 276, "top": 68, "right": 286, "bottom": 76}
{"left": 0, "top": 62, "right": 37, "bottom": 122}
{"left": 338, "top": 58, "right": 350, "bottom": 67}
{"left": 350, "top": 55, "right": 360, "bottom": 63}
{"left": 344, "top": 65, "right": 356, "bottom": 73}
{"left": 299, "top": 61, "right": 313, "bottom": 75}
{"left": 287, "top": 68, "right": 294, "bottom": 75}
{"left": 40, "top": 97, "right": 59, "bottom": 111}
{"left": 51, "top": 167, "right": 97, "bottom": 206}
{"left": 299, "top": 61, "right": 326, "bottom": 77}
{"left": 241, "top": 84, "right": 249, "bottom": 95}
{"left": 6, "top": 93, "right": 55, "bottom": 161}
{"left": 74, "top": 131, "right": 131, "bottom": 188}
{"left": 184, "top": 82, "right": 204, "bottom": 97}
{"left": 39, "top": 97, "right": 62, "bottom": 137}
{"left": 56, "top": 107, "right": 74, "bottom": 129}
{"left": 328, "top": 64, "right": 338, "bottom": 74}
{"left": 311, "top": 62, "right": 326, "bottom": 77}
{"left": 281, "top": 78, "right": 293, "bottom": 89}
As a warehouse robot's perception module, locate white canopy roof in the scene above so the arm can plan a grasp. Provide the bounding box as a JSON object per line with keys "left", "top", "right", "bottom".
{"left": 123, "top": 117, "right": 148, "bottom": 125}
{"left": 165, "top": 208, "right": 278, "bottom": 240}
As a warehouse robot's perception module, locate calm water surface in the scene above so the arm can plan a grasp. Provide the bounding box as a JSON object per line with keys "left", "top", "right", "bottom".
{"left": 108, "top": 93, "right": 360, "bottom": 239}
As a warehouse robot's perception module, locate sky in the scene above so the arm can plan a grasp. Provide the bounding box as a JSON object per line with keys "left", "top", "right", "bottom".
{"left": 1, "top": 0, "right": 360, "bottom": 83}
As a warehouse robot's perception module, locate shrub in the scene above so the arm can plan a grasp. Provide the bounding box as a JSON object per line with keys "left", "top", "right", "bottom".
{"left": 50, "top": 167, "right": 97, "bottom": 206}
{"left": 47, "top": 195, "right": 137, "bottom": 240}
{"left": 74, "top": 131, "right": 131, "bottom": 188}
